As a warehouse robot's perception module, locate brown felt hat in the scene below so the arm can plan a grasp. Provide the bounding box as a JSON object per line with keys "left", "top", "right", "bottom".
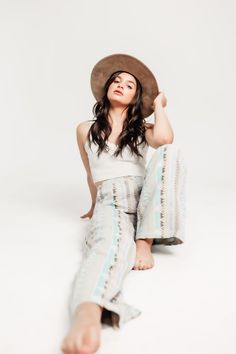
{"left": 90, "top": 53, "right": 159, "bottom": 118}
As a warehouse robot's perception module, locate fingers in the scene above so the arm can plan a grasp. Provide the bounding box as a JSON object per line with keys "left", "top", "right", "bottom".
{"left": 80, "top": 214, "right": 89, "bottom": 219}
{"left": 80, "top": 213, "right": 93, "bottom": 219}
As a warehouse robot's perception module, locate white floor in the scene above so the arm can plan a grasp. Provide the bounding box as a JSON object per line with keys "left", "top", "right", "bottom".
{"left": 1, "top": 176, "right": 236, "bottom": 354}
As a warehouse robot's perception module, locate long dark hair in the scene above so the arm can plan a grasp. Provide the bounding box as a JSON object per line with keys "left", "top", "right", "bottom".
{"left": 87, "top": 70, "right": 148, "bottom": 158}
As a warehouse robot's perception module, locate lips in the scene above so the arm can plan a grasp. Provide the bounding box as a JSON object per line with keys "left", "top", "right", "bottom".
{"left": 114, "top": 90, "right": 123, "bottom": 96}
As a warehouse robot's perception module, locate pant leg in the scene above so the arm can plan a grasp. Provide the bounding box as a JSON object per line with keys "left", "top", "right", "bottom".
{"left": 136, "top": 143, "right": 187, "bottom": 245}
{"left": 68, "top": 176, "right": 144, "bottom": 329}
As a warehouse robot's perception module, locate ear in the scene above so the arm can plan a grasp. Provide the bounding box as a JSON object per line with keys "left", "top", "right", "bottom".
{"left": 144, "top": 122, "right": 154, "bottom": 131}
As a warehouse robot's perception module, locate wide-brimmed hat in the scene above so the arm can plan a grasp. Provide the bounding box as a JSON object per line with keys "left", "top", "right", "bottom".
{"left": 90, "top": 53, "right": 159, "bottom": 118}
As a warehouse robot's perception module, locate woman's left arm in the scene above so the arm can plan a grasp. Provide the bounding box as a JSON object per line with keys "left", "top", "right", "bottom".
{"left": 145, "top": 92, "right": 174, "bottom": 148}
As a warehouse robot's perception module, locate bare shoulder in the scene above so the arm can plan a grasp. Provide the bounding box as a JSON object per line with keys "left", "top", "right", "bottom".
{"left": 76, "top": 120, "right": 94, "bottom": 178}
{"left": 76, "top": 120, "right": 94, "bottom": 145}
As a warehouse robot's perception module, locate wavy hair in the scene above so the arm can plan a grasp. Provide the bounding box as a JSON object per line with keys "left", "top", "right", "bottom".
{"left": 87, "top": 70, "right": 148, "bottom": 158}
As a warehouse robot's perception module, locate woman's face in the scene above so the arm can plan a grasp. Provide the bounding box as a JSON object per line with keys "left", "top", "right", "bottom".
{"left": 107, "top": 72, "right": 137, "bottom": 106}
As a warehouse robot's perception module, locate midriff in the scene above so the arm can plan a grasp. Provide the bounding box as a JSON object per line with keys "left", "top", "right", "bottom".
{"left": 95, "top": 179, "right": 107, "bottom": 188}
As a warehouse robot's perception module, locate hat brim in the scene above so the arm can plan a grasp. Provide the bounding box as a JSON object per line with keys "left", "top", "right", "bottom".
{"left": 90, "top": 53, "right": 159, "bottom": 118}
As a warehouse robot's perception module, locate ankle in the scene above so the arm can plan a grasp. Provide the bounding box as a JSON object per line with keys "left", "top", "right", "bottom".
{"left": 136, "top": 238, "right": 154, "bottom": 246}
{"left": 74, "top": 302, "right": 103, "bottom": 318}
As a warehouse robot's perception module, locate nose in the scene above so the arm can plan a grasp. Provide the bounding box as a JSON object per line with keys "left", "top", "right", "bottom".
{"left": 117, "top": 82, "right": 124, "bottom": 89}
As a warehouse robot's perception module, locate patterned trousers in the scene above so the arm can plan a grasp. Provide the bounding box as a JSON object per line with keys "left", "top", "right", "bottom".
{"left": 68, "top": 144, "right": 187, "bottom": 329}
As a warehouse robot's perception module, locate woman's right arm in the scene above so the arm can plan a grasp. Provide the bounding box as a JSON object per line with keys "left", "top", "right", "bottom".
{"left": 76, "top": 122, "right": 97, "bottom": 218}
{"left": 86, "top": 174, "right": 97, "bottom": 208}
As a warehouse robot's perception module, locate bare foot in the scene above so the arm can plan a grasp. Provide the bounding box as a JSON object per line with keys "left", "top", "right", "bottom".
{"left": 133, "top": 238, "right": 154, "bottom": 270}
{"left": 61, "top": 302, "right": 103, "bottom": 354}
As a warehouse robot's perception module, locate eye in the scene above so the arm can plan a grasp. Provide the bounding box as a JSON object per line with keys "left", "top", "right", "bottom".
{"left": 128, "top": 85, "right": 132, "bottom": 89}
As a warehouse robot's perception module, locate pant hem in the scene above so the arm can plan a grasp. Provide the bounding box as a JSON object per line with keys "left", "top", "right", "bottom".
{"left": 69, "top": 298, "right": 142, "bottom": 330}
{"left": 135, "top": 235, "right": 184, "bottom": 245}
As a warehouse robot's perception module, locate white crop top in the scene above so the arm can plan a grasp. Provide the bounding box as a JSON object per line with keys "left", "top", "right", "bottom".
{"left": 84, "top": 138, "right": 149, "bottom": 183}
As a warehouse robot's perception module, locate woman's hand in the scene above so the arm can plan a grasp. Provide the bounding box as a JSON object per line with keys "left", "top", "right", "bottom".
{"left": 151, "top": 92, "right": 167, "bottom": 110}
{"left": 80, "top": 204, "right": 95, "bottom": 219}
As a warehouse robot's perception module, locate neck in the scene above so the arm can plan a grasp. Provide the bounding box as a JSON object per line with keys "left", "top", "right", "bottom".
{"left": 108, "top": 106, "right": 128, "bottom": 126}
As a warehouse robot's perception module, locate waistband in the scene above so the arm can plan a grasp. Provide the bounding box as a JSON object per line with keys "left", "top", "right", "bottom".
{"left": 96, "top": 175, "right": 144, "bottom": 189}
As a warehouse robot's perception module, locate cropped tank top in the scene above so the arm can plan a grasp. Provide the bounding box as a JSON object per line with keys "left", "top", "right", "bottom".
{"left": 84, "top": 138, "right": 149, "bottom": 183}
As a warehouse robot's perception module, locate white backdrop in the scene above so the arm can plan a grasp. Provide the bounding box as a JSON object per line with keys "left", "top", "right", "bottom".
{"left": 1, "top": 1, "right": 236, "bottom": 354}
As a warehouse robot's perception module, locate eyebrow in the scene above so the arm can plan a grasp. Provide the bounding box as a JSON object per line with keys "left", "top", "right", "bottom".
{"left": 117, "top": 75, "right": 136, "bottom": 86}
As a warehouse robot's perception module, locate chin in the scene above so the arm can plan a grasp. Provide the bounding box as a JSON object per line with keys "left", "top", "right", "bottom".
{"left": 109, "top": 96, "right": 125, "bottom": 104}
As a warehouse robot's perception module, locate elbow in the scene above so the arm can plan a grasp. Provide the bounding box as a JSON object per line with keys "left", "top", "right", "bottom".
{"left": 153, "top": 137, "right": 174, "bottom": 149}
{"left": 163, "top": 133, "right": 174, "bottom": 145}
{"left": 163, "top": 138, "right": 174, "bottom": 145}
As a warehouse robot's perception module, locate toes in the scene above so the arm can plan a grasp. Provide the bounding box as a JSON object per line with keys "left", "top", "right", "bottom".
{"left": 137, "top": 262, "right": 147, "bottom": 270}
{"left": 61, "top": 340, "right": 75, "bottom": 354}
{"left": 61, "top": 325, "right": 100, "bottom": 354}
{"left": 79, "top": 345, "right": 96, "bottom": 354}
{"left": 133, "top": 263, "right": 140, "bottom": 270}
{"left": 139, "top": 262, "right": 154, "bottom": 270}
{"left": 83, "top": 326, "right": 100, "bottom": 350}
{"left": 133, "top": 258, "right": 155, "bottom": 270}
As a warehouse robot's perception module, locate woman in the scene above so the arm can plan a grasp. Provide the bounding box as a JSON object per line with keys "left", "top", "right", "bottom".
{"left": 61, "top": 53, "right": 187, "bottom": 354}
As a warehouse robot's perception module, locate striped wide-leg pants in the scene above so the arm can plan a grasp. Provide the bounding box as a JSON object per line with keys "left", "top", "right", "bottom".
{"left": 68, "top": 143, "right": 187, "bottom": 329}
